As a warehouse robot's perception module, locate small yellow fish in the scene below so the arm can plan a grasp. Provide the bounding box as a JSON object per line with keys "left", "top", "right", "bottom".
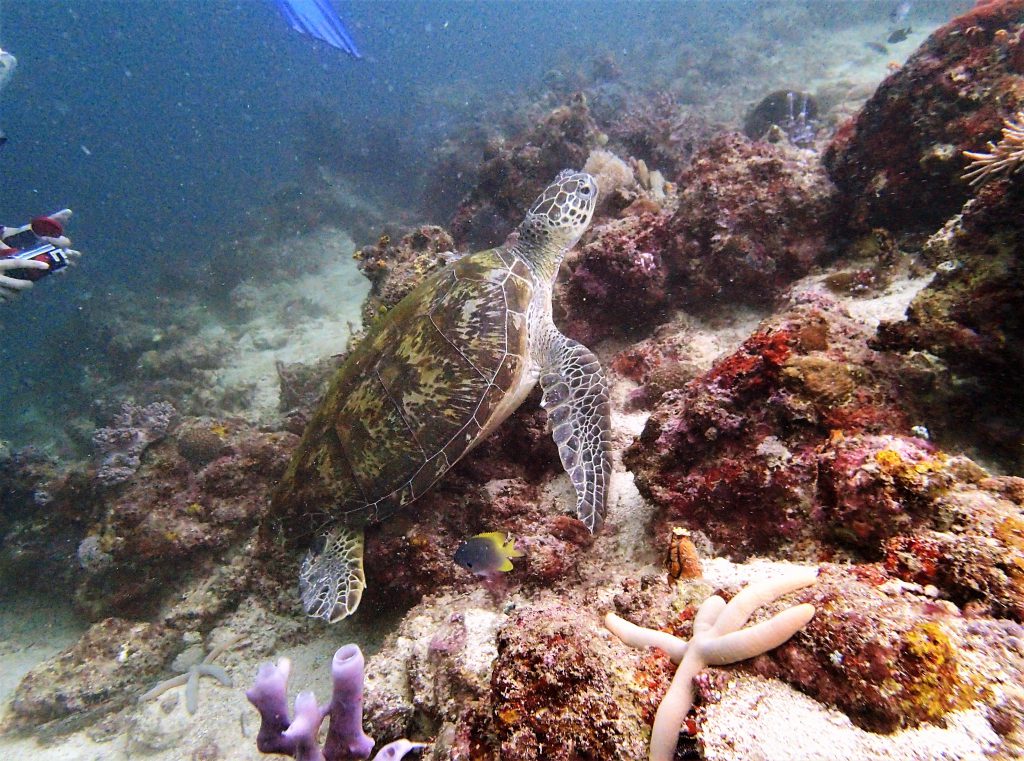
{"left": 454, "top": 532, "right": 525, "bottom": 576}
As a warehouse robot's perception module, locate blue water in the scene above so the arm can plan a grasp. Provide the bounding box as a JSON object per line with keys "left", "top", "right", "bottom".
{"left": 0, "top": 1, "right": 717, "bottom": 264}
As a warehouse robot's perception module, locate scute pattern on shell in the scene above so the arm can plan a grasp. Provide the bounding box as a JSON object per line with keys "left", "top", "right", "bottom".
{"left": 272, "top": 247, "right": 534, "bottom": 536}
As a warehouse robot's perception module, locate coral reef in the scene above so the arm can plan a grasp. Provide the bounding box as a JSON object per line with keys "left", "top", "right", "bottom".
{"left": 608, "top": 559, "right": 1023, "bottom": 747}
{"left": 602, "top": 92, "right": 712, "bottom": 179}
{"left": 559, "top": 132, "right": 834, "bottom": 343}
{"left": 559, "top": 210, "right": 673, "bottom": 345}
{"left": 353, "top": 226, "right": 457, "bottom": 326}
{"left": 6, "top": 617, "right": 178, "bottom": 733}
{"left": 8, "top": 15, "right": 1024, "bottom": 761}
{"left": 0, "top": 446, "right": 100, "bottom": 585}
{"left": 624, "top": 291, "right": 1024, "bottom": 620}
{"left": 490, "top": 604, "right": 651, "bottom": 760}
{"left": 92, "top": 401, "right": 178, "bottom": 487}
{"left": 360, "top": 594, "right": 504, "bottom": 758}
{"left": 449, "top": 94, "right": 603, "bottom": 249}
{"left": 360, "top": 591, "right": 659, "bottom": 760}
{"left": 816, "top": 434, "right": 952, "bottom": 552}
{"left": 78, "top": 421, "right": 296, "bottom": 619}
{"left": 824, "top": 0, "right": 1024, "bottom": 233}
{"left": 880, "top": 470, "right": 1024, "bottom": 620}
{"left": 359, "top": 469, "right": 594, "bottom": 615}
{"left": 873, "top": 188, "right": 1024, "bottom": 468}
{"left": 753, "top": 564, "right": 1007, "bottom": 733}
{"left": 625, "top": 295, "right": 915, "bottom": 559}
{"left": 581, "top": 148, "right": 636, "bottom": 200}
{"left": 7, "top": 554, "right": 255, "bottom": 734}
{"left": 247, "top": 644, "right": 425, "bottom": 761}
{"left": 667, "top": 133, "right": 834, "bottom": 309}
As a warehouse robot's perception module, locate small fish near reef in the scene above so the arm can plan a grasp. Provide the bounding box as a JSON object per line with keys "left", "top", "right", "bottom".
{"left": 887, "top": 27, "right": 912, "bottom": 44}
{"left": 455, "top": 532, "right": 525, "bottom": 577}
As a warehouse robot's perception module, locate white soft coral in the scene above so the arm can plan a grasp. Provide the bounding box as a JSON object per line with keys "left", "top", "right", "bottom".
{"left": 606, "top": 568, "right": 818, "bottom": 761}
{"left": 962, "top": 111, "right": 1024, "bottom": 186}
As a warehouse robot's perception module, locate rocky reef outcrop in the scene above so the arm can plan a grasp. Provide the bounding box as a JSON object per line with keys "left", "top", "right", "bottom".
{"left": 449, "top": 94, "right": 604, "bottom": 250}
{"left": 560, "top": 134, "right": 835, "bottom": 345}
{"left": 824, "top": 0, "right": 1024, "bottom": 234}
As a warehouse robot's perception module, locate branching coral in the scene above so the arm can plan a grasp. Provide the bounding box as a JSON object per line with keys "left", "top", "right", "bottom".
{"left": 962, "top": 111, "right": 1024, "bottom": 186}
{"left": 606, "top": 569, "right": 818, "bottom": 761}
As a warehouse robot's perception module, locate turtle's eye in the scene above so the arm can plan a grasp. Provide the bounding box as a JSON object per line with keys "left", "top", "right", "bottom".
{"left": 579, "top": 185, "right": 592, "bottom": 195}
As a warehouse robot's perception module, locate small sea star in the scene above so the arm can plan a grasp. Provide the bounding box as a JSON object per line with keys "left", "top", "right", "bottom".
{"left": 139, "top": 633, "right": 243, "bottom": 714}
{"left": 605, "top": 568, "right": 817, "bottom": 761}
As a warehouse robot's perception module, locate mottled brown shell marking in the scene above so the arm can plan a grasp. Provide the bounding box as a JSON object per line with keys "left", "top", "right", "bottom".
{"left": 273, "top": 247, "right": 533, "bottom": 535}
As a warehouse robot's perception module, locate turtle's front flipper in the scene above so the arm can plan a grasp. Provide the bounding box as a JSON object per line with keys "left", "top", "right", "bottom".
{"left": 539, "top": 330, "right": 612, "bottom": 532}
{"left": 298, "top": 526, "right": 366, "bottom": 622}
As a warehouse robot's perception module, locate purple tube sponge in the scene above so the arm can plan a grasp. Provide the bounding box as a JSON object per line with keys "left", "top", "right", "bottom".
{"left": 322, "top": 645, "right": 374, "bottom": 760}
{"left": 247, "top": 658, "right": 309, "bottom": 757}
{"left": 246, "top": 644, "right": 426, "bottom": 761}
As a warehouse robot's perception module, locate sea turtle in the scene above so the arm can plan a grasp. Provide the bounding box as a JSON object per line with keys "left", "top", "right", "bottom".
{"left": 270, "top": 170, "right": 611, "bottom": 622}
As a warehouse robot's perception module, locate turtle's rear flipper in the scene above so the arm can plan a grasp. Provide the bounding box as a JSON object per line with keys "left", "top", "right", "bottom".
{"left": 539, "top": 331, "right": 612, "bottom": 533}
{"left": 299, "top": 526, "right": 366, "bottom": 622}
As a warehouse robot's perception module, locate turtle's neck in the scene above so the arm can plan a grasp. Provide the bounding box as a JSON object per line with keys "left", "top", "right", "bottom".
{"left": 509, "top": 239, "right": 567, "bottom": 282}
{"left": 508, "top": 222, "right": 580, "bottom": 282}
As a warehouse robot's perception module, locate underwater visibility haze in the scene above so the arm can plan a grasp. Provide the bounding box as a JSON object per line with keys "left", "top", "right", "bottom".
{"left": 6, "top": 1, "right": 1024, "bottom": 760}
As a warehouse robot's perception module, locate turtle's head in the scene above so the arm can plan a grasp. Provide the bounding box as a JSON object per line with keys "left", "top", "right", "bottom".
{"left": 516, "top": 170, "right": 597, "bottom": 270}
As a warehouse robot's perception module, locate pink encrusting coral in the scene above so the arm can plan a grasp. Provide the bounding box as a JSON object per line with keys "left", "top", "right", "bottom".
{"left": 666, "top": 133, "right": 835, "bottom": 309}
{"left": 624, "top": 291, "right": 1024, "bottom": 622}
{"left": 753, "top": 564, "right": 1011, "bottom": 733}
{"left": 559, "top": 211, "right": 674, "bottom": 345}
{"left": 490, "top": 604, "right": 653, "bottom": 760}
{"left": 625, "top": 295, "right": 916, "bottom": 559}
{"left": 558, "top": 133, "right": 835, "bottom": 345}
